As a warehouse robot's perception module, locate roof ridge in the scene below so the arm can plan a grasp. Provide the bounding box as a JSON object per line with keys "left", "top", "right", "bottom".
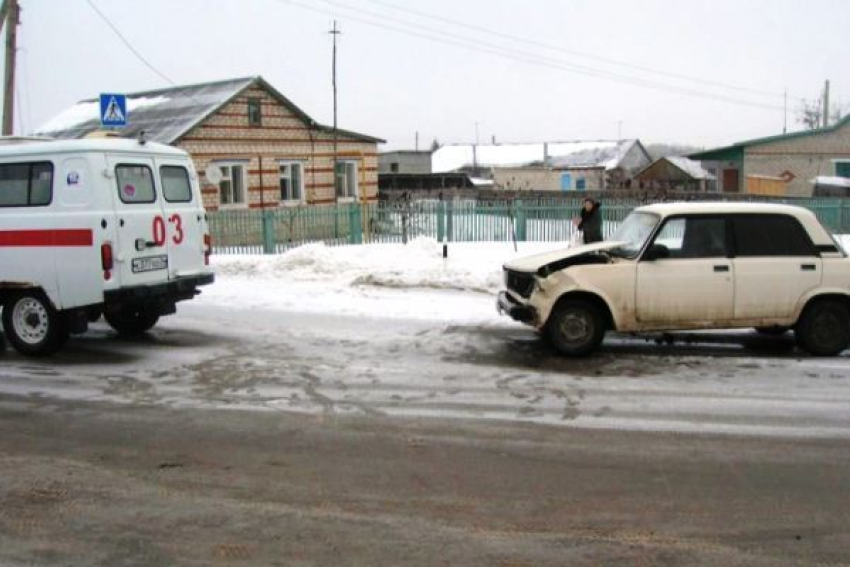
{"left": 77, "top": 76, "right": 259, "bottom": 103}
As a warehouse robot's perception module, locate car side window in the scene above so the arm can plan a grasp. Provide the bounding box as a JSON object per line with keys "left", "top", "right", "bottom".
{"left": 652, "top": 217, "right": 726, "bottom": 259}
{"left": 732, "top": 215, "right": 814, "bottom": 257}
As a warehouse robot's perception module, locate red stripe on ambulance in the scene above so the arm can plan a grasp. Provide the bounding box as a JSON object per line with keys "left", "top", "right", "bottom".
{"left": 0, "top": 229, "right": 94, "bottom": 247}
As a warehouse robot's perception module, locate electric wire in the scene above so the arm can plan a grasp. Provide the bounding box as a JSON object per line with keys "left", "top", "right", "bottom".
{"left": 272, "top": 0, "right": 784, "bottom": 112}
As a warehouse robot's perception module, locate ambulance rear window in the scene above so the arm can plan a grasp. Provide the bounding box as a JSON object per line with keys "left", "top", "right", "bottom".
{"left": 161, "top": 166, "right": 193, "bottom": 203}
{"left": 0, "top": 162, "right": 53, "bottom": 207}
{"left": 116, "top": 164, "right": 156, "bottom": 204}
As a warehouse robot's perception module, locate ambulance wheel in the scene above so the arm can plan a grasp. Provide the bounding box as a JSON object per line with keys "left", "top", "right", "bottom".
{"left": 105, "top": 306, "right": 160, "bottom": 336}
{"left": 2, "top": 291, "right": 70, "bottom": 357}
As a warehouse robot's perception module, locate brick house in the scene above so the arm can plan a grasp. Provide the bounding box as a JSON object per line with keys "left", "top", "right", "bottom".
{"left": 34, "top": 76, "right": 384, "bottom": 210}
{"left": 689, "top": 115, "right": 850, "bottom": 196}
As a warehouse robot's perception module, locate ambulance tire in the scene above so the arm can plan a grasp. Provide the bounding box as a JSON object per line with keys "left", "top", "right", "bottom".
{"left": 105, "top": 306, "right": 160, "bottom": 336}
{"left": 2, "top": 291, "right": 70, "bottom": 357}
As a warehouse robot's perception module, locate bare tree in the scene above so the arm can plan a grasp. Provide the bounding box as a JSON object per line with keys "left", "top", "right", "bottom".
{"left": 797, "top": 99, "right": 844, "bottom": 130}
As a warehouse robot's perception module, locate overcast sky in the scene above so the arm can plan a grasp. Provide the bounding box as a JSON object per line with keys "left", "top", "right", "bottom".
{"left": 7, "top": 0, "right": 850, "bottom": 150}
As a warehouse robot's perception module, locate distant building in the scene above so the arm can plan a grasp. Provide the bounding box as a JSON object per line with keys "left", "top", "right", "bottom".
{"left": 636, "top": 156, "right": 717, "bottom": 192}
{"left": 378, "top": 150, "right": 432, "bottom": 174}
{"left": 689, "top": 115, "right": 850, "bottom": 196}
{"left": 432, "top": 139, "right": 650, "bottom": 191}
{"left": 35, "top": 76, "right": 384, "bottom": 210}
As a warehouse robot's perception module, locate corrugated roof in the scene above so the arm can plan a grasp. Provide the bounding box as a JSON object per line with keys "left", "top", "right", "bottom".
{"left": 431, "top": 139, "right": 639, "bottom": 173}
{"left": 34, "top": 76, "right": 384, "bottom": 144}
{"left": 690, "top": 114, "right": 850, "bottom": 160}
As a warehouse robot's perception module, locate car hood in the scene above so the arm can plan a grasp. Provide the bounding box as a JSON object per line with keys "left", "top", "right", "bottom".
{"left": 503, "top": 241, "right": 627, "bottom": 274}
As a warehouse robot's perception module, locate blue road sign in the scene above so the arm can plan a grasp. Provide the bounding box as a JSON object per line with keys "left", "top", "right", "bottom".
{"left": 99, "top": 94, "right": 127, "bottom": 127}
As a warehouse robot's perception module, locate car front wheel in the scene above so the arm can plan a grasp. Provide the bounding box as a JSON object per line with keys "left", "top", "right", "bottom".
{"left": 2, "top": 291, "right": 70, "bottom": 357}
{"left": 546, "top": 300, "right": 605, "bottom": 357}
{"left": 795, "top": 299, "right": 850, "bottom": 356}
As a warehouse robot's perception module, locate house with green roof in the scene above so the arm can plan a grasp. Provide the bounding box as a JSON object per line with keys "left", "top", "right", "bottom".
{"left": 689, "top": 115, "right": 850, "bottom": 196}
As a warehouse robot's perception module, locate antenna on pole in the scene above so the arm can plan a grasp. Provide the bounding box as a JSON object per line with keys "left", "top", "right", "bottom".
{"left": 783, "top": 89, "right": 787, "bottom": 134}
{"left": 329, "top": 20, "right": 341, "bottom": 202}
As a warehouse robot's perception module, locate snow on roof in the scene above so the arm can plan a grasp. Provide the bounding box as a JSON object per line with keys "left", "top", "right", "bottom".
{"left": 35, "top": 77, "right": 257, "bottom": 144}
{"left": 812, "top": 176, "right": 850, "bottom": 188}
{"left": 666, "top": 156, "right": 715, "bottom": 180}
{"left": 431, "top": 140, "right": 637, "bottom": 173}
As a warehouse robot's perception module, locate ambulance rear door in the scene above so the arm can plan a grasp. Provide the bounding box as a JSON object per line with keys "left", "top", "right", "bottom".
{"left": 107, "top": 155, "right": 172, "bottom": 287}
{"left": 154, "top": 157, "right": 207, "bottom": 279}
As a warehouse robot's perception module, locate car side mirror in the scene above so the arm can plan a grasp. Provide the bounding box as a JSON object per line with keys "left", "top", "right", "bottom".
{"left": 644, "top": 243, "right": 670, "bottom": 261}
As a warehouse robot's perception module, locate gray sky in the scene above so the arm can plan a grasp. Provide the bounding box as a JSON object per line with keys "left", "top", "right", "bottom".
{"left": 8, "top": 0, "right": 850, "bottom": 150}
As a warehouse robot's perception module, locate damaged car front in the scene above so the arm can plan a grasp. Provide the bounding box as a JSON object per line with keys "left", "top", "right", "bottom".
{"left": 496, "top": 210, "right": 660, "bottom": 333}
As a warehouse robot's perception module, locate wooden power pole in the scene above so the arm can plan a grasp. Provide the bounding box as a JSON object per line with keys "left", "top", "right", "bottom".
{"left": 329, "top": 20, "right": 341, "bottom": 200}
{"left": 0, "top": 0, "right": 19, "bottom": 136}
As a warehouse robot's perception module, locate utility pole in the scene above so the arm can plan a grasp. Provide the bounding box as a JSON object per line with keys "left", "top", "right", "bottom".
{"left": 822, "top": 79, "right": 830, "bottom": 128}
{"left": 1, "top": 0, "right": 20, "bottom": 136}
{"left": 329, "top": 20, "right": 341, "bottom": 200}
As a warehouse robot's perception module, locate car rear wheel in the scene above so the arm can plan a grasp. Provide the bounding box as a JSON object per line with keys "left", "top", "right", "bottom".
{"left": 105, "top": 306, "right": 160, "bottom": 336}
{"left": 546, "top": 300, "right": 605, "bottom": 357}
{"left": 794, "top": 299, "right": 850, "bottom": 356}
{"left": 2, "top": 291, "right": 70, "bottom": 357}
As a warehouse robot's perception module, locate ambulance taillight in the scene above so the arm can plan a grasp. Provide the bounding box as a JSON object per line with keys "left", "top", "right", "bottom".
{"left": 101, "top": 242, "right": 114, "bottom": 280}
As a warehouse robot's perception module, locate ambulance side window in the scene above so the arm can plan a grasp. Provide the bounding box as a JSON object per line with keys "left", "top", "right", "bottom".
{"left": 115, "top": 164, "right": 156, "bottom": 204}
{"left": 0, "top": 162, "right": 53, "bottom": 207}
{"left": 160, "top": 166, "right": 193, "bottom": 203}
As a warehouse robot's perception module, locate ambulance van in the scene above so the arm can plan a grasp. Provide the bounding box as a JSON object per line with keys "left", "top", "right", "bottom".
{"left": 0, "top": 136, "right": 214, "bottom": 356}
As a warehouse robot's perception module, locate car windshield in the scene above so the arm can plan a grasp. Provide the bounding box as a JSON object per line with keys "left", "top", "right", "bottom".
{"left": 608, "top": 211, "right": 660, "bottom": 258}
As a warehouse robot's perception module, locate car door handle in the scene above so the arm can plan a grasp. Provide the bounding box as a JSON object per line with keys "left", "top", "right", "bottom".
{"left": 801, "top": 264, "right": 816, "bottom": 271}
{"left": 713, "top": 265, "right": 730, "bottom": 273}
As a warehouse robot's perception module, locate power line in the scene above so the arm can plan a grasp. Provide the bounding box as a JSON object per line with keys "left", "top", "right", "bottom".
{"left": 271, "top": 0, "right": 784, "bottom": 112}
{"left": 85, "top": 0, "right": 175, "bottom": 86}
{"left": 365, "top": 0, "right": 800, "bottom": 103}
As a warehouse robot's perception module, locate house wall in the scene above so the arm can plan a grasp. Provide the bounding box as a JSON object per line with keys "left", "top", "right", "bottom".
{"left": 493, "top": 167, "right": 605, "bottom": 192}
{"left": 176, "top": 84, "right": 379, "bottom": 210}
{"left": 743, "top": 120, "right": 850, "bottom": 197}
{"left": 378, "top": 152, "right": 432, "bottom": 174}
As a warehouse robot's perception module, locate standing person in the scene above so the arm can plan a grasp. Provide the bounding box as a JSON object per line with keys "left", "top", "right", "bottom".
{"left": 575, "top": 197, "right": 603, "bottom": 244}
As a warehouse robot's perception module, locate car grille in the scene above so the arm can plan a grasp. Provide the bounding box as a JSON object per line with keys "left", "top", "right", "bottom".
{"left": 505, "top": 269, "right": 535, "bottom": 298}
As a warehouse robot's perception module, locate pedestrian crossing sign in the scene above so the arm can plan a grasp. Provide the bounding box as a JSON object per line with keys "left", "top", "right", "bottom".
{"left": 99, "top": 93, "right": 127, "bottom": 127}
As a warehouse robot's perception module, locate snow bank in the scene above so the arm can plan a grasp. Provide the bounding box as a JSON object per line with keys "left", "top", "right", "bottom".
{"left": 205, "top": 238, "right": 568, "bottom": 322}
{"left": 214, "top": 237, "right": 566, "bottom": 294}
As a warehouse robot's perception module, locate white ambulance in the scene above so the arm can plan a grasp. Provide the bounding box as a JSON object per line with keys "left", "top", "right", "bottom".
{"left": 0, "top": 136, "right": 214, "bottom": 356}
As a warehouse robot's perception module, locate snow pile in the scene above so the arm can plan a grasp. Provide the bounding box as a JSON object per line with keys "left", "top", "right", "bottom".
{"left": 206, "top": 239, "right": 567, "bottom": 321}
{"left": 214, "top": 237, "right": 565, "bottom": 294}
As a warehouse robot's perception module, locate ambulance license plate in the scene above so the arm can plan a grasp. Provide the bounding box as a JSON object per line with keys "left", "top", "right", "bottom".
{"left": 132, "top": 255, "right": 168, "bottom": 273}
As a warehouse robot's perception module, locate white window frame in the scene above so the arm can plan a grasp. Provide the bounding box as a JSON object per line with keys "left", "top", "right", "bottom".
{"left": 216, "top": 161, "right": 249, "bottom": 209}
{"left": 335, "top": 160, "right": 359, "bottom": 202}
{"left": 278, "top": 161, "right": 305, "bottom": 206}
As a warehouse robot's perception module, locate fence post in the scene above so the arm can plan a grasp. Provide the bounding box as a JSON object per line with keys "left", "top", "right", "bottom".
{"left": 262, "top": 209, "right": 276, "bottom": 254}
{"left": 437, "top": 200, "right": 446, "bottom": 242}
{"left": 515, "top": 199, "right": 527, "bottom": 241}
{"left": 349, "top": 203, "right": 363, "bottom": 245}
{"left": 446, "top": 200, "right": 454, "bottom": 242}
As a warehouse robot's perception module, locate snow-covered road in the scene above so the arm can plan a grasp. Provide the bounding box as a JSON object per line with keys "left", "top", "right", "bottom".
{"left": 1, "top": 238, "right": 849, "bottom": 438}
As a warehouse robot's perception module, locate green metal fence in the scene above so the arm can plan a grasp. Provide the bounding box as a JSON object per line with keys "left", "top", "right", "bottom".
{"left": 208, "top": 197, "right": 850, "bottom": 255}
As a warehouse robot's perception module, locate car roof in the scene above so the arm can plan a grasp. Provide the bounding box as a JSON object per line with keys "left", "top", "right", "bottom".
{"left": 636, "top": 201, "right": 813, "bottom": 218}
{"left": 0, "top": 138, "right": 188, "bottom": 159}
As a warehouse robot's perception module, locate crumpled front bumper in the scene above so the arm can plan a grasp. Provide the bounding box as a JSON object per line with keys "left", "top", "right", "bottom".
{"left": 496, "top": 290, "right": 536, "bottom": 324}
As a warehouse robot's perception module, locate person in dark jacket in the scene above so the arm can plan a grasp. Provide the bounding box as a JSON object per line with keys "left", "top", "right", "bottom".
{"left": 576, "top": 197, "right": 603, "bottom": 244}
